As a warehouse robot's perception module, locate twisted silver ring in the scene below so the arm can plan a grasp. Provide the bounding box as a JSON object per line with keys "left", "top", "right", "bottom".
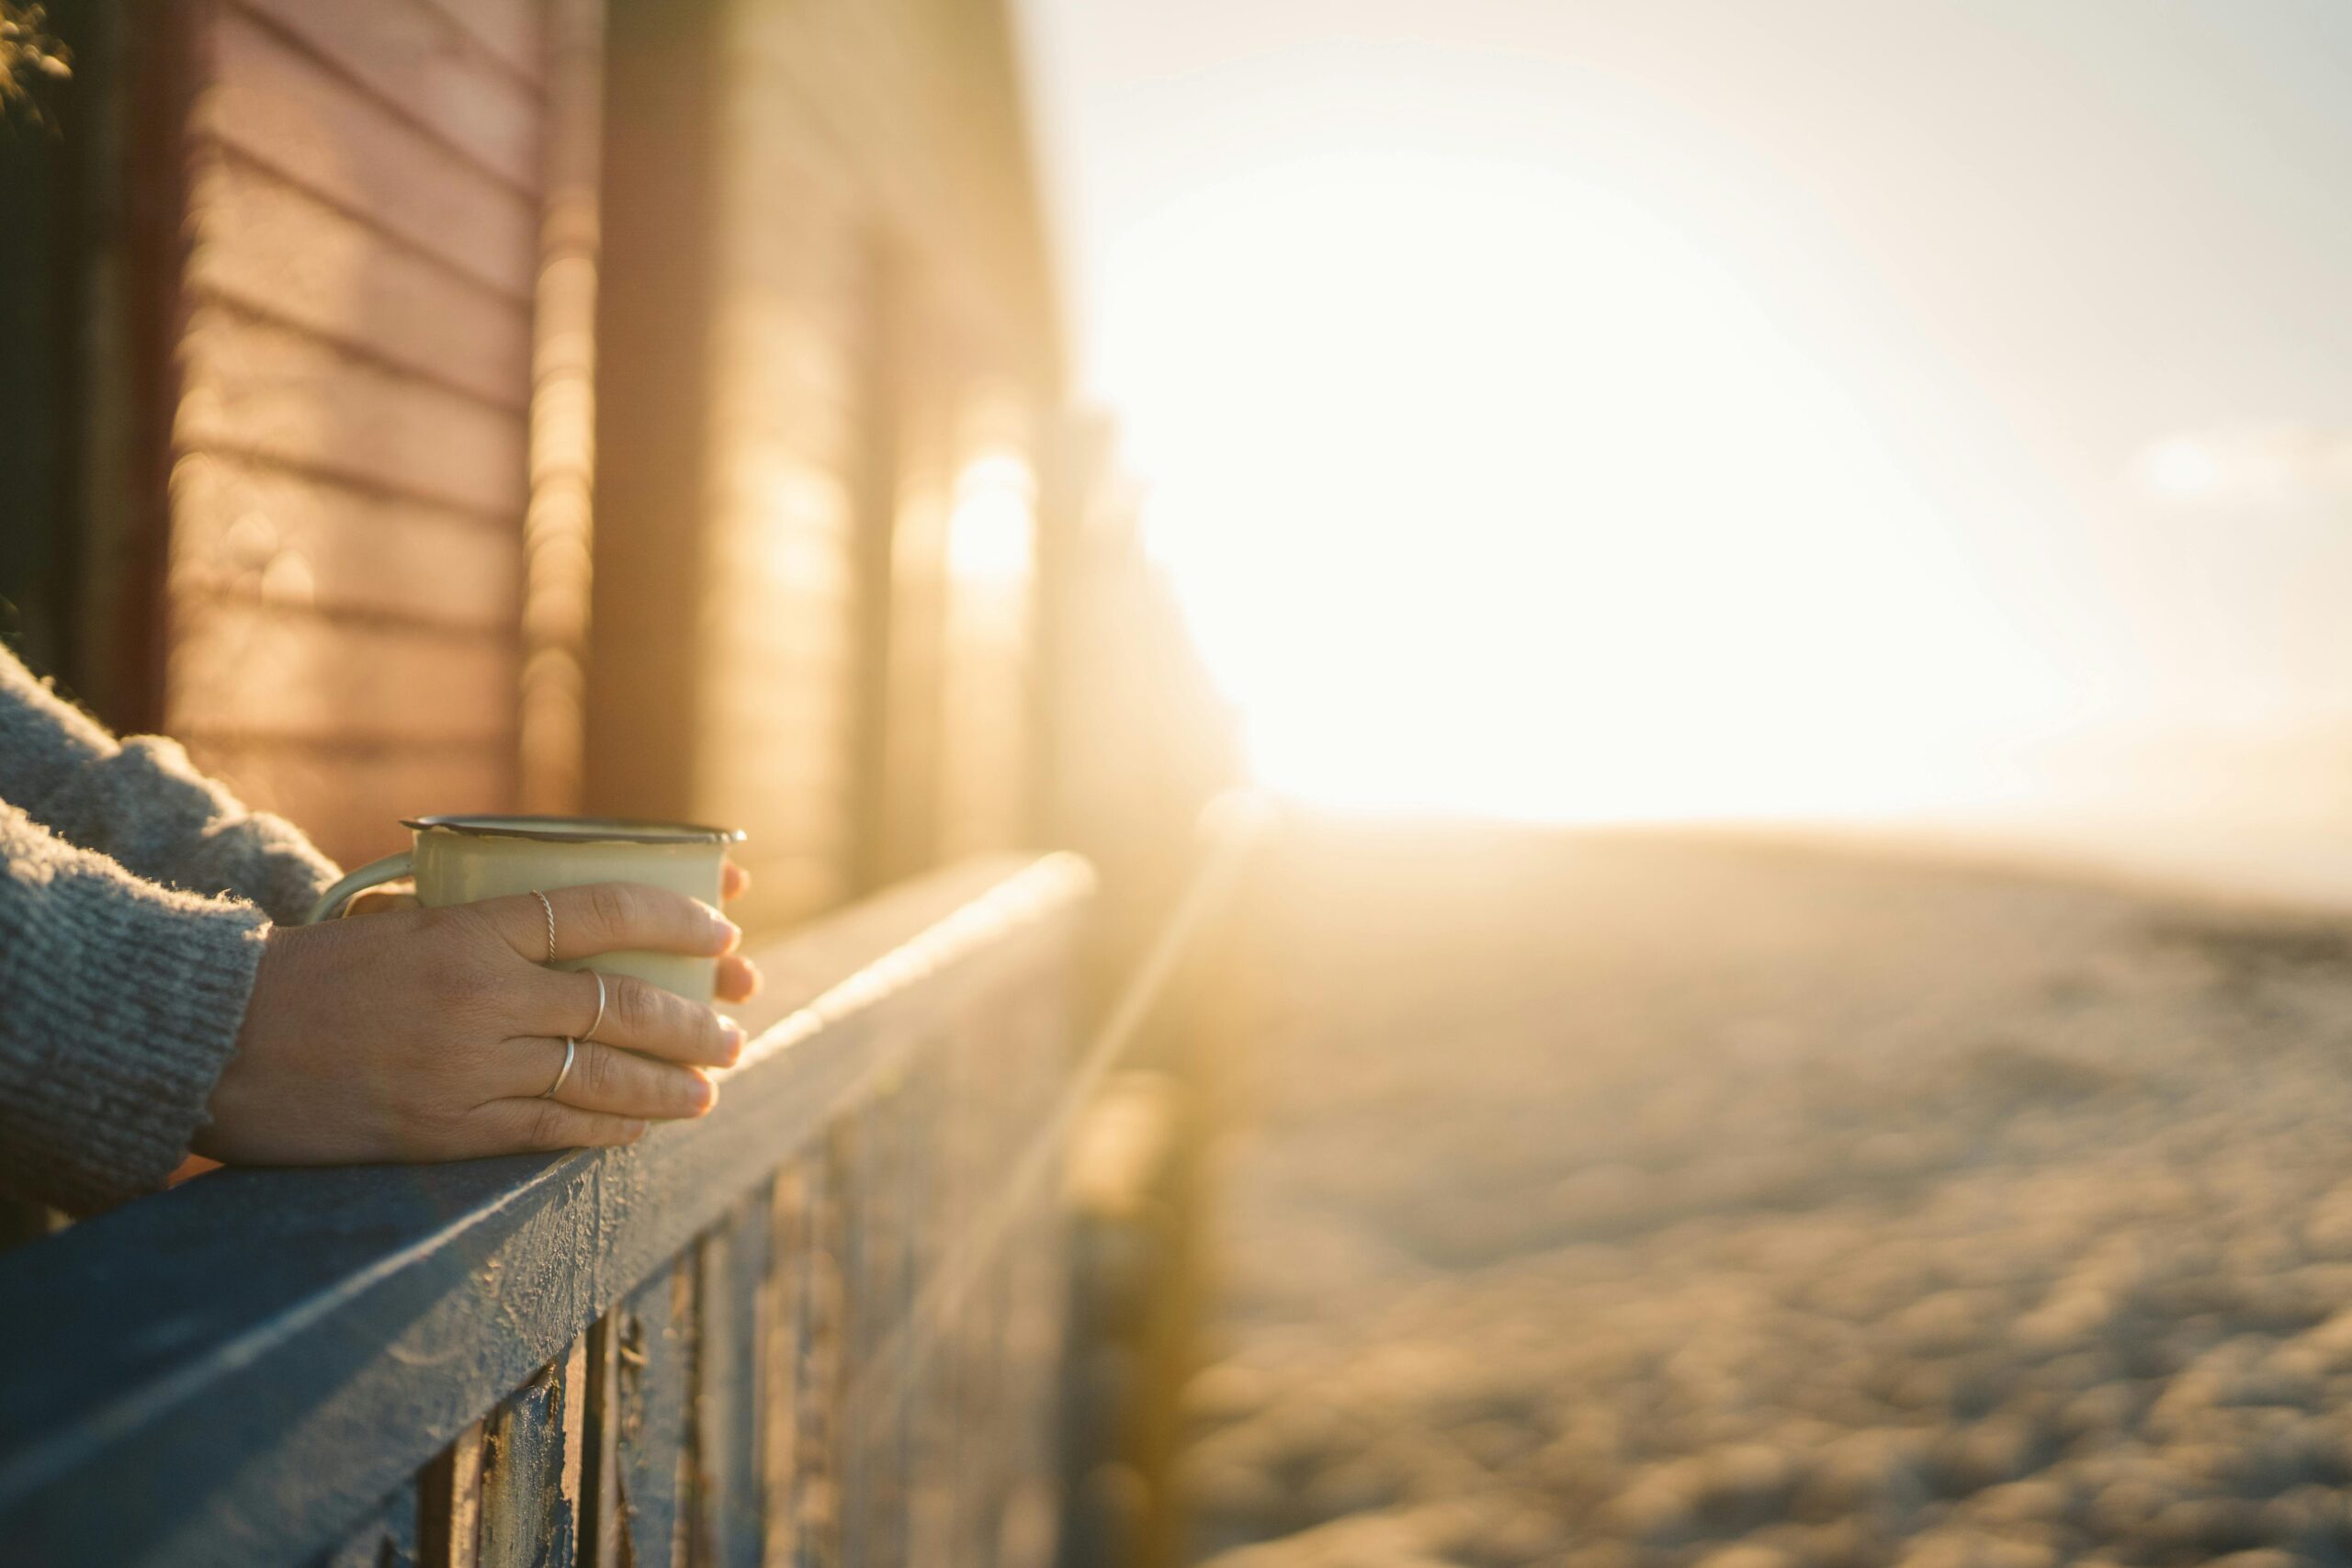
{"left": 541, "top": 1037, "right": 578, "bottom": 1100}
{"left": 530, "top": 889, "right": 557, "bottom": 964}
{"left": 582, "top": 969, "right": 607, "bottom": 1042}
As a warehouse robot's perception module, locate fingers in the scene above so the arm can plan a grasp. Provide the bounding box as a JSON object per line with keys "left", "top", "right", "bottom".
{"left": 469, "top": 883, "right": 741, "bottom": 964}
{"left": 471, "top": 1097, "right": 651, "bottom": 1153}
{"left": 722, "top": 860, "right": 751, "bottom": 902}
{"left": 522, "top": 966, "right": 742, "bottom": 1067}
{"left": 717, "top": 953, "right": 761, "bottom": 1005}
{"left": 500, "top": 1036, "right": 718, "bottom": 1121}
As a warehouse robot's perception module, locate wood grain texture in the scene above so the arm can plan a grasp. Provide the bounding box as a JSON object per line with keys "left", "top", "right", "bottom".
{"left": 613, "top": 1260, "right": 695, "bottom": 1568}
{"left": 478, "top": 1341, "right": 585, "bottom": 1568}
{"left": 760, "top": 1162, "right": 812, "bottom": 1568}
{"left": 187, "top": 153, "right": 531, "bottom": 409}
{"left": 182, "top": 735, "right": 515, "bottom": 869}
{"left": 414, "top": 0, "right": 545, "bottom": 89}
{"left": 693, "top": 1194, "right": 770, "bottom": 1568}
{"left": 230, "top": 0, "right": 543, "bottom": 188}
{"left": 581, "top": 1315, "right": 623, "bottom": 1568}
{"left": 200, "top": 7, "right": 536, "bottom": 298}
{"left": 169, "top": 597, "right": 518, "bottom": 744}
{"left": 170, "top": 453, "right": 524, "bottom": 633}
{"left": 175, "top": 303, "right": 527, "bottom": 520}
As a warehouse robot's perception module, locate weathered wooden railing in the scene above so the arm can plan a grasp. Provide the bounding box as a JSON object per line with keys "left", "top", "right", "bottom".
{"left": 0, "top": 854, "right": 1094, "bottom": 1568}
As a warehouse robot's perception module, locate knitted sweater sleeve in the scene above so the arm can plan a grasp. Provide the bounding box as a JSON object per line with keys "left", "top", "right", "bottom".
{"left": 0, "top": 648, "right": 339, "bottom": 925}
{"left": 0, "top": 801, "right": 266, "bottom": 1213}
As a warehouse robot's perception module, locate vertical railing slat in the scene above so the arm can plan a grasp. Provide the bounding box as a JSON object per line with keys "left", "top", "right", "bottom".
{"left": 835, "top": 1109, "right": 871, "bottom": 1567}
{"left": 479, "top": 1338, "right": 588, "bottom": 1568}
{"left": 865, "top": 1077, "right": 911, "bottom": 1568}
{"left": 693, "top": 1189, "right": 771, "bottom": 1568}
{"left": 419, "top": 1421, "right": 485, "bottom": 1568}
{"left": 803, "top": 1117, "right": 854, "bottom": 1568}
{"left": 608, "top": 1258, "right": 698, "bottom": 1568}
{"left": 944, "top": 1001, "right": 987, "bottom": 1568}
{"left": 899, "top": 1045, "right": 951, "bottom": 1568}
{"left": 1002, "top": 991, "right": 1072, "bottom": 1568}
{"left": 581, "top": 1311, "right": 626, "bottom": 1568}
{"left": 806, "top": 1141, "right": 848, "bottom": 1568}
{"left": 761, "top": 1160, "right": 811, "bottom": 1568}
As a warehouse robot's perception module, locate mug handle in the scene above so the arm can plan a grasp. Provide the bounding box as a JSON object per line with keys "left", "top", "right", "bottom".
{"left": 306, "top": 851, "right": 416, "bottom": 924}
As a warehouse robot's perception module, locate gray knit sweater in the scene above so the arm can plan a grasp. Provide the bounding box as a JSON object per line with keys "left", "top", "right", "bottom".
{"left": 0, "top": 645, "right": 339, "bottom": 1212}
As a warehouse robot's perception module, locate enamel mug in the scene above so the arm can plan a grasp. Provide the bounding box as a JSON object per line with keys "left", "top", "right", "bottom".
{"left": 306, "top": 815, "right": 745, "bottom": 1000}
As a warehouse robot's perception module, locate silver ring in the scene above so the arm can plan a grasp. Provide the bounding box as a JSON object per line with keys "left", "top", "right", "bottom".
{"left": 530, "top": 889, "right": 556, "bottom": 964}
{"left": 541, "top": 1037, "right": 577, "bottom": 1100}
{"left": 582, "top": 969, "right": 607, "bottom": 1042}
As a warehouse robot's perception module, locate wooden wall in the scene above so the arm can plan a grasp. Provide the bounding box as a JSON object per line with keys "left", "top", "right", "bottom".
{"left": 160, "top": 0, "right": 571, "bottom": 869}
{"left": 591, "top": 0, "right": 1062, "bottom": 933}
{"left": 9, "top": 0, "right": 1061, "bottom": 913}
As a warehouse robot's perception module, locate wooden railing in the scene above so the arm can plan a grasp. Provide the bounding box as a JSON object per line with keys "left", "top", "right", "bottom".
{"left": 0, "top": 854, "right": 1095, "bottom": 1568}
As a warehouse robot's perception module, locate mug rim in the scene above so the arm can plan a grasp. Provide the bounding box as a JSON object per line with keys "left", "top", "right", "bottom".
{"left": 403, "top": 813, "right": 746, "bottom": 845}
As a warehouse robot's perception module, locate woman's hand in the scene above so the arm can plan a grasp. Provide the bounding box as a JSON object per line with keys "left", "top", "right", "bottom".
{"left": 196, "top": 882, "right": 763, "bottom": 1164}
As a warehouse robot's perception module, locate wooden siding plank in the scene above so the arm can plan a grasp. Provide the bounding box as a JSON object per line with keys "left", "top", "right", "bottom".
{"left": 479, "top": 1339, "right": 586, "bottom": 1568}
{"left": 415, "top": 0, "right": 546, "bottom": 89}
{"left": 188, "top": 154, "right": 531, "bottom": 410}
{"left": 614, "top": 1259, "right": 695, "bottom": 1568}
{"left": 693, "top": 1193, "right": 770, "bottom": 1568}
{"left": 170, "top": 453, "right": 524, "bottom": 634}
{"left": 176, "top": 303, "right": 528, "bottom": 520}
{"left": 184, "top": 736, "right": 516, "bottom": 869}
{"left": 201, "top": 8, "right": 537, "bottom": 299}
{"left": 231, "top": 0, "right": 543, "bottom": 189}
{"left": 168, "top": 598, "right": 518, "bottom": 744}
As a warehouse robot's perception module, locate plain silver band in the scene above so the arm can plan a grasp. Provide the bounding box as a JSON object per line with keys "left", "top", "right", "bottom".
{"left": 530, "top": 889, "right": 557, "bottom": 964}
{"left": 541, "top": 1037, "right": 578, "bottom": 1100}
{"left": 583, "top": 969, "right": 607, "bottom": 1043}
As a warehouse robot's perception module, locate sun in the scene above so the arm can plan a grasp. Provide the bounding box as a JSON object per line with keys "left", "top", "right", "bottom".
{"left": 1099, "top": 152, "right": 2064, "bottom": 823}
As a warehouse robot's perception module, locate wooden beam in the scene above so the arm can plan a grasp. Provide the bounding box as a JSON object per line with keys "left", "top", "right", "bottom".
{"left": 582, "top": 0, "right": 721, "bottom": 828}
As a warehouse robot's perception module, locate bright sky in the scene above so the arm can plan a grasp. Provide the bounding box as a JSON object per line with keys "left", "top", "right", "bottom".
{"left": 1012, "top": 0, "right": 2352, "bottom": 825}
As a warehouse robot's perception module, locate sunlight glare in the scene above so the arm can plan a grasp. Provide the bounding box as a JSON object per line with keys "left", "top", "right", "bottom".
{"left": 1106, "top": 154, "right": 2063, "bottom": 822}
{"left": 946, "top": 451, "right": 1038, "bottom": 582}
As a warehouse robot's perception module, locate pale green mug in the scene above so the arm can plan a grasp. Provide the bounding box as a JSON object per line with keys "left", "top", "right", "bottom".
{"left": 307, "top": 815, "right": 747, "bottom": 1000}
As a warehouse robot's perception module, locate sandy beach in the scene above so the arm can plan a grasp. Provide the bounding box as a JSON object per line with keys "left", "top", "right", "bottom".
{"left": 1182, "top": 825, "right": 2352, "bottom": 1568}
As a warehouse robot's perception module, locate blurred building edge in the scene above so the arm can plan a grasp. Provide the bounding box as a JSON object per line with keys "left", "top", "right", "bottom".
{"left": 0, "top": 0, "right": 1236, "bottom": 942}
